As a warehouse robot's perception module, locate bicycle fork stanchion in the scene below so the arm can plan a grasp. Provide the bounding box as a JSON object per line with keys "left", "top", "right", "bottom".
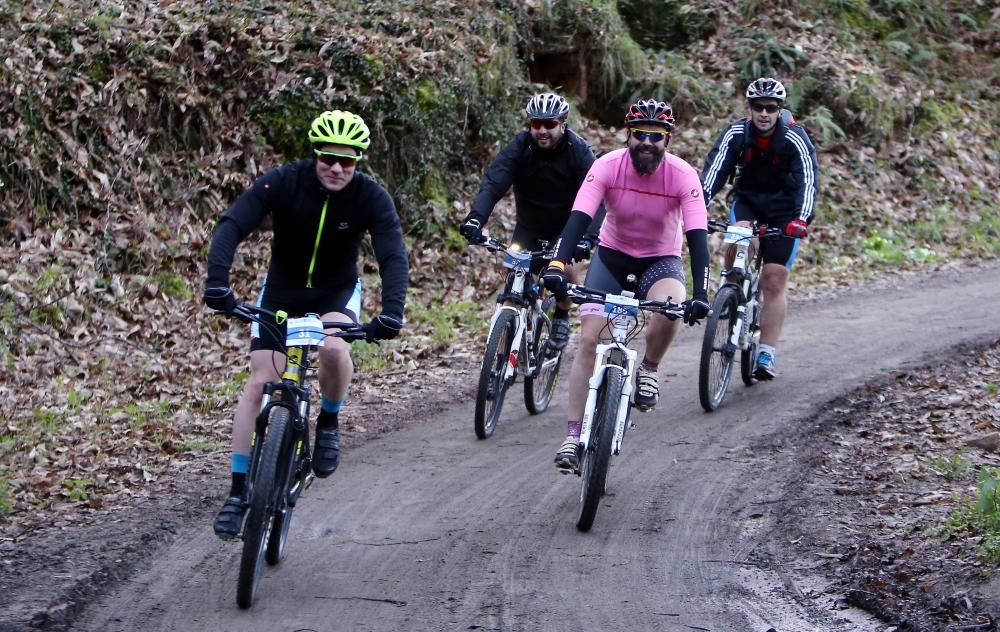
{"left": 577, "top": 341, "right": 638, "bottom": 459}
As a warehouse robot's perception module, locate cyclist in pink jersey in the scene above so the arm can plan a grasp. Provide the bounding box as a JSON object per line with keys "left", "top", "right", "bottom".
{"left": 542, "top": 99, "right": 711, "bottom": 470}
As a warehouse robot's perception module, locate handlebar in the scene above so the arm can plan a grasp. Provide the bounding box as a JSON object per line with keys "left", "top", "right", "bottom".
{"left": 565, "top": 284, "right": 686, "bottom": 320}
{"left": 230, "top": 303, "right": 368, "bottom": 342}
{"left": 707, "top": 219, "right": 788, "bottom": 239}
{"left": 473, "top": 235, "right": 555, "bottom": 260}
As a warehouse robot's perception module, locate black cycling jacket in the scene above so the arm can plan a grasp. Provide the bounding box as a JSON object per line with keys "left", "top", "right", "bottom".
{"left": 700, "top": 118, "right": 819, "bottom": 224}
{"left": 468, "top": 128, "right": 604, "bottom": 239}
{"left": 206, "top": 159, "right": 409, "bottom": 321}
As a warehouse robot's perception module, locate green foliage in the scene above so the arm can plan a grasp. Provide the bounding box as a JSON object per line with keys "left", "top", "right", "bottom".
{"left": 64, "top": 477, "right": 94, "bottom": 503}
{"left": 944, "top": 468, "right": 1000, "bottom": 564}
{"left": 618, "top": 0, "right": 716, "bottom": 51}
{"left": 928, "top": 451, "right": 969, "bottom": 481}
{"left": 408, "top": 300, "right": 484, "bottom": 347}
{"left": 799, "top": 105, "right": 846, "bottom": 146}
{"left": 0, "top": 477, "right": 12, "bottom": 519}
{"left": 734, "top": 33, "right": 810, "bottom": 85}
{"left": 630, "top": 51, "right": 723, "bottom": 120}
{"left": 153, "top": 272, "right": 193, "bottom": 300}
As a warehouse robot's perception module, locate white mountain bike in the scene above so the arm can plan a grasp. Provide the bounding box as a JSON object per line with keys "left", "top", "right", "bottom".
{"left": 565, "top": 278, "right": 685, "bottom": 531}
{"left": 472, "top": 237, "right": 563, "bottom": 439}
{"left": 698, "top": 219, "right": 787, "bottom": 411}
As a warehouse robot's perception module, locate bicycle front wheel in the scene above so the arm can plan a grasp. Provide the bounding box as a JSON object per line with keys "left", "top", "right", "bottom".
{"left": 474, "top": 310, "right": 517, "bottom": 439}
{"left": 699, "top": 287, "right": 739, "bottom": 412}
{"left": 576, "top": 365, "right": 624, "bottom": 532}
{"left": 265, "top": 431, "right": 302, "bottom": 566}
{"left": 524, "top": 297, "right": 561, "bottom": 415}
{"left": 237, "top": 407, "right": 292, "bottom": 609}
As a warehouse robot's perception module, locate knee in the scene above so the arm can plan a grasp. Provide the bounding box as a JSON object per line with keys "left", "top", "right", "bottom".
{"left": 317, "top": 338, "right": 351, "bottom": 368}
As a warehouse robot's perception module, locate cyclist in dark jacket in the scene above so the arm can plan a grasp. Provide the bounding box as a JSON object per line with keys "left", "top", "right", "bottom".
{"left": 203, "top": 110, "right": 409, "bottom": 539}
{"left": 700, "top": 77, "right": 818, "bottom": 381}
{"left": 459, "top": 92, "right": 604, "bottom": 350}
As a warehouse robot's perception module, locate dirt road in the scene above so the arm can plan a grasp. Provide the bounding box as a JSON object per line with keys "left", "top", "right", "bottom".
{"left": 75, "top": 265, "right": 1000, "bottom": 631}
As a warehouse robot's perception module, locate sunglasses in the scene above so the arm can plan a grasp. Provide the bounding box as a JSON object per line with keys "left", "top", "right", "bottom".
{"left": 529, "top": 119, "right": 561, "bottom": 130}
{"left": 750, "top": 103, "right": 781, "bottom": 114}
{"left": 315, "top": 150, "right": 361, "bottom": 168}
{"left": 629, "top": 128, "right": 669, "bottom": 143}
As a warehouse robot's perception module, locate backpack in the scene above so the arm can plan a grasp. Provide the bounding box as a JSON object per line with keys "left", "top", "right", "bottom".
{"left": 729, "top": 109, "right": 794, "bottom": 184}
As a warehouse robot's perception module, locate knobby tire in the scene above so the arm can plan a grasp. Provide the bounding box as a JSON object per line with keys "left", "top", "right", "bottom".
{"left": 699, "top": 286, "right": 739, "bottom": 412}
{"left": 236, "top": 407, "right": 291, "bottom": 609}
{"left": 576, "top": 365, "right": 624, "bottom": 532}
{"left": 474, "top": 310, "right": 517, "bottom": 439}
{"left": 524, "top": 297, "right": 560, "bottom": 414}
{"left": 265, "top": 429, "right": 300, "bottom": 566}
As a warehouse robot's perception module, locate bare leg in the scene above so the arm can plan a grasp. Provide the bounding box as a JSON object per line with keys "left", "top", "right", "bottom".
{"left": 317, "top": 311, "right": 355, "bottom": 401}
{"left": 641, "top": 277, "right": 686, "bottom": 364}
{"left": 231, "top": 349, "right": 285, "bottom": 454}
{"left": 759, "top": 263, "right": 789, "bottom": 348}
{"left": 565, "top": 315, "right": 610, "bottom": 421}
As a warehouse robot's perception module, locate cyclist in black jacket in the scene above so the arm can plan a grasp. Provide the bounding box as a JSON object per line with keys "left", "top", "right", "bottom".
{"left": 203, "top": 110, "right": 409, "bottom": 539}
{"left": 700, "top": 77, "right": 818, "bottom": 381}
{"left": 459, "top": 92, "right": 604, "bottom": 350}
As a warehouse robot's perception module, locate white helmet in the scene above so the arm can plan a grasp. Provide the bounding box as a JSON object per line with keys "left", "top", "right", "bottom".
{"left": 525, "top": 92, "right": 570, "bottom": 120}
{"left": 746, "top": 77, "right": 787, "bottom": 103}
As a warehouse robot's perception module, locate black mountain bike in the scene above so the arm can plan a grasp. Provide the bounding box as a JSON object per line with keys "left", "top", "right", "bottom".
{"left": 225, "top": 304, "right": 366, "bottom": 608}
{"left": 472, "top": 237, "right": 563, "bottom": 439}
{"left": 698, "top": 219, "right": 786, "bottom": 411}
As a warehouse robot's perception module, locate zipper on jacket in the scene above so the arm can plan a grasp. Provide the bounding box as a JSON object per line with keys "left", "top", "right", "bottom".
{"left": 306, "top": 198, "right": 329, "bottom": 288}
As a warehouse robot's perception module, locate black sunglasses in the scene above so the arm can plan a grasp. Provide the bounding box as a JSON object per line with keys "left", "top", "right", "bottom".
{"left": 750, "top": 103, "right": 781, "bottom": 114}
{"left": 529, "top": 119, "right": 561, "bottom": 130}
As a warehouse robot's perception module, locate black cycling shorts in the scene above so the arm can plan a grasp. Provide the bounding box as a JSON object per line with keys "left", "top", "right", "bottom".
{"left": 582, "top": 246, "right": 684, "bottom": 303}
{"left": 731, "top": 199, "right": 801, "bottom": 268}
{"left": 249, "top": 276, "right": 362, "bottom": 353}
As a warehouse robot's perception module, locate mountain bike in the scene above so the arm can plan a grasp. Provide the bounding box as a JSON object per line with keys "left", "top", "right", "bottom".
{"left": 564, "top": 279, "right": 685, "bottom": 531}
{"left": 697, "top": 219, "right": 785, "bottom": 412}
{"left": 224, "top": 303, "right": 366, "bottom": 609}
{"left": 473, "top": 236, "right": 563, "bottom": 439}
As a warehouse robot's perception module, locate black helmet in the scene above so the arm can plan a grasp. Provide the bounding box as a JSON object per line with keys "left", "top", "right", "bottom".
{"left": 624, "top": 98, "right": 675, "bottom": 130}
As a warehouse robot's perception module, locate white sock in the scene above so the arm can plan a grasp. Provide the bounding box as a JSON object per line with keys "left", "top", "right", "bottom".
{"left": 759, "top": 344, "right": 776, "bottom": 358}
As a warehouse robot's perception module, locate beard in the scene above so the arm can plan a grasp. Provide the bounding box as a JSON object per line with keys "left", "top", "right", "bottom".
{"left": 629, "top": 143, "right": 665, "bottom": 175}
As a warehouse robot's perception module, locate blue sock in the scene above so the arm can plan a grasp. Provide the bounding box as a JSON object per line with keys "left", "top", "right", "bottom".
{"left": 321, "top": 397, "right": 344, "bottom": 414}
{"left": 231, "top": 453, "right": 250, "bottom": 474}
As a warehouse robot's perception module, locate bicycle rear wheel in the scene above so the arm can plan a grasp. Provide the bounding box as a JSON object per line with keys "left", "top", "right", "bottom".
{"left": 699, "top": 286, "right": 739, "bottom": 411}
{"left": 474, "top": 310, "right": 517, "bottom": 439}
{"left": 237, "top": 407, "right": 291, "bottom": 609}
{"left": 576, "top": 365, "right": 624, "bottom": 532}
{"left": 740, "top": 291, "right": 763, "bottom": 387}
{"left": 524, "top": 297, "right": 561, "bottom": 414}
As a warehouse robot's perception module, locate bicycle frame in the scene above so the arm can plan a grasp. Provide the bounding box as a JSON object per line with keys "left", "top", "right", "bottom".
{"left": 483, "top": 242, "right": 553, "bottom": 384}
{"left": 719, "top": 224, "right": 761, "bottom": 354}
{"left": 578, "top": 292, "right": 639, "bottom": 457}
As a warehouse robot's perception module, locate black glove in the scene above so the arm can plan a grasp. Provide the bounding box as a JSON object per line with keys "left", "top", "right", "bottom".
{"left": 364, "top": 314, "right": 403, "bottom": 343}
{"left": 459, "top": 217, "right": 485, "bottom": 244}
{"left": 573, "top": 236, "right": 595, "bottom": 262}
{"left": 541, "top": 264, "right": 568, "bottom": 298}
{"left": 204, "top": 285, "right": 238, "bottom": 315}
{"left": 683, "top": 296, "right": 710, "bottom": 325}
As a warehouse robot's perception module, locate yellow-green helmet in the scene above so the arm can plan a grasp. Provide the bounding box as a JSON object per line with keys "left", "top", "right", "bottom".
{"left": 308, "top": 110, "right": 371, "bottom": 151}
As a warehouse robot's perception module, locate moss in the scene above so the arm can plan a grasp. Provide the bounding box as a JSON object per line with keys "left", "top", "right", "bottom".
{"left": 618, "top": 0, "right": 716, "bottom": 51}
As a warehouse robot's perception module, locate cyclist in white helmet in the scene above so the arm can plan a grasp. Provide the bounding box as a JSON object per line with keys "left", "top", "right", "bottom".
{"left": 460, "top": 92, "right": 604, "bottom": 351}
{"left": 203, "top": 110, "right": 409, "bottom": 539}
{"left": 700, "top": 77, "right": 819, "bottom": 380}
